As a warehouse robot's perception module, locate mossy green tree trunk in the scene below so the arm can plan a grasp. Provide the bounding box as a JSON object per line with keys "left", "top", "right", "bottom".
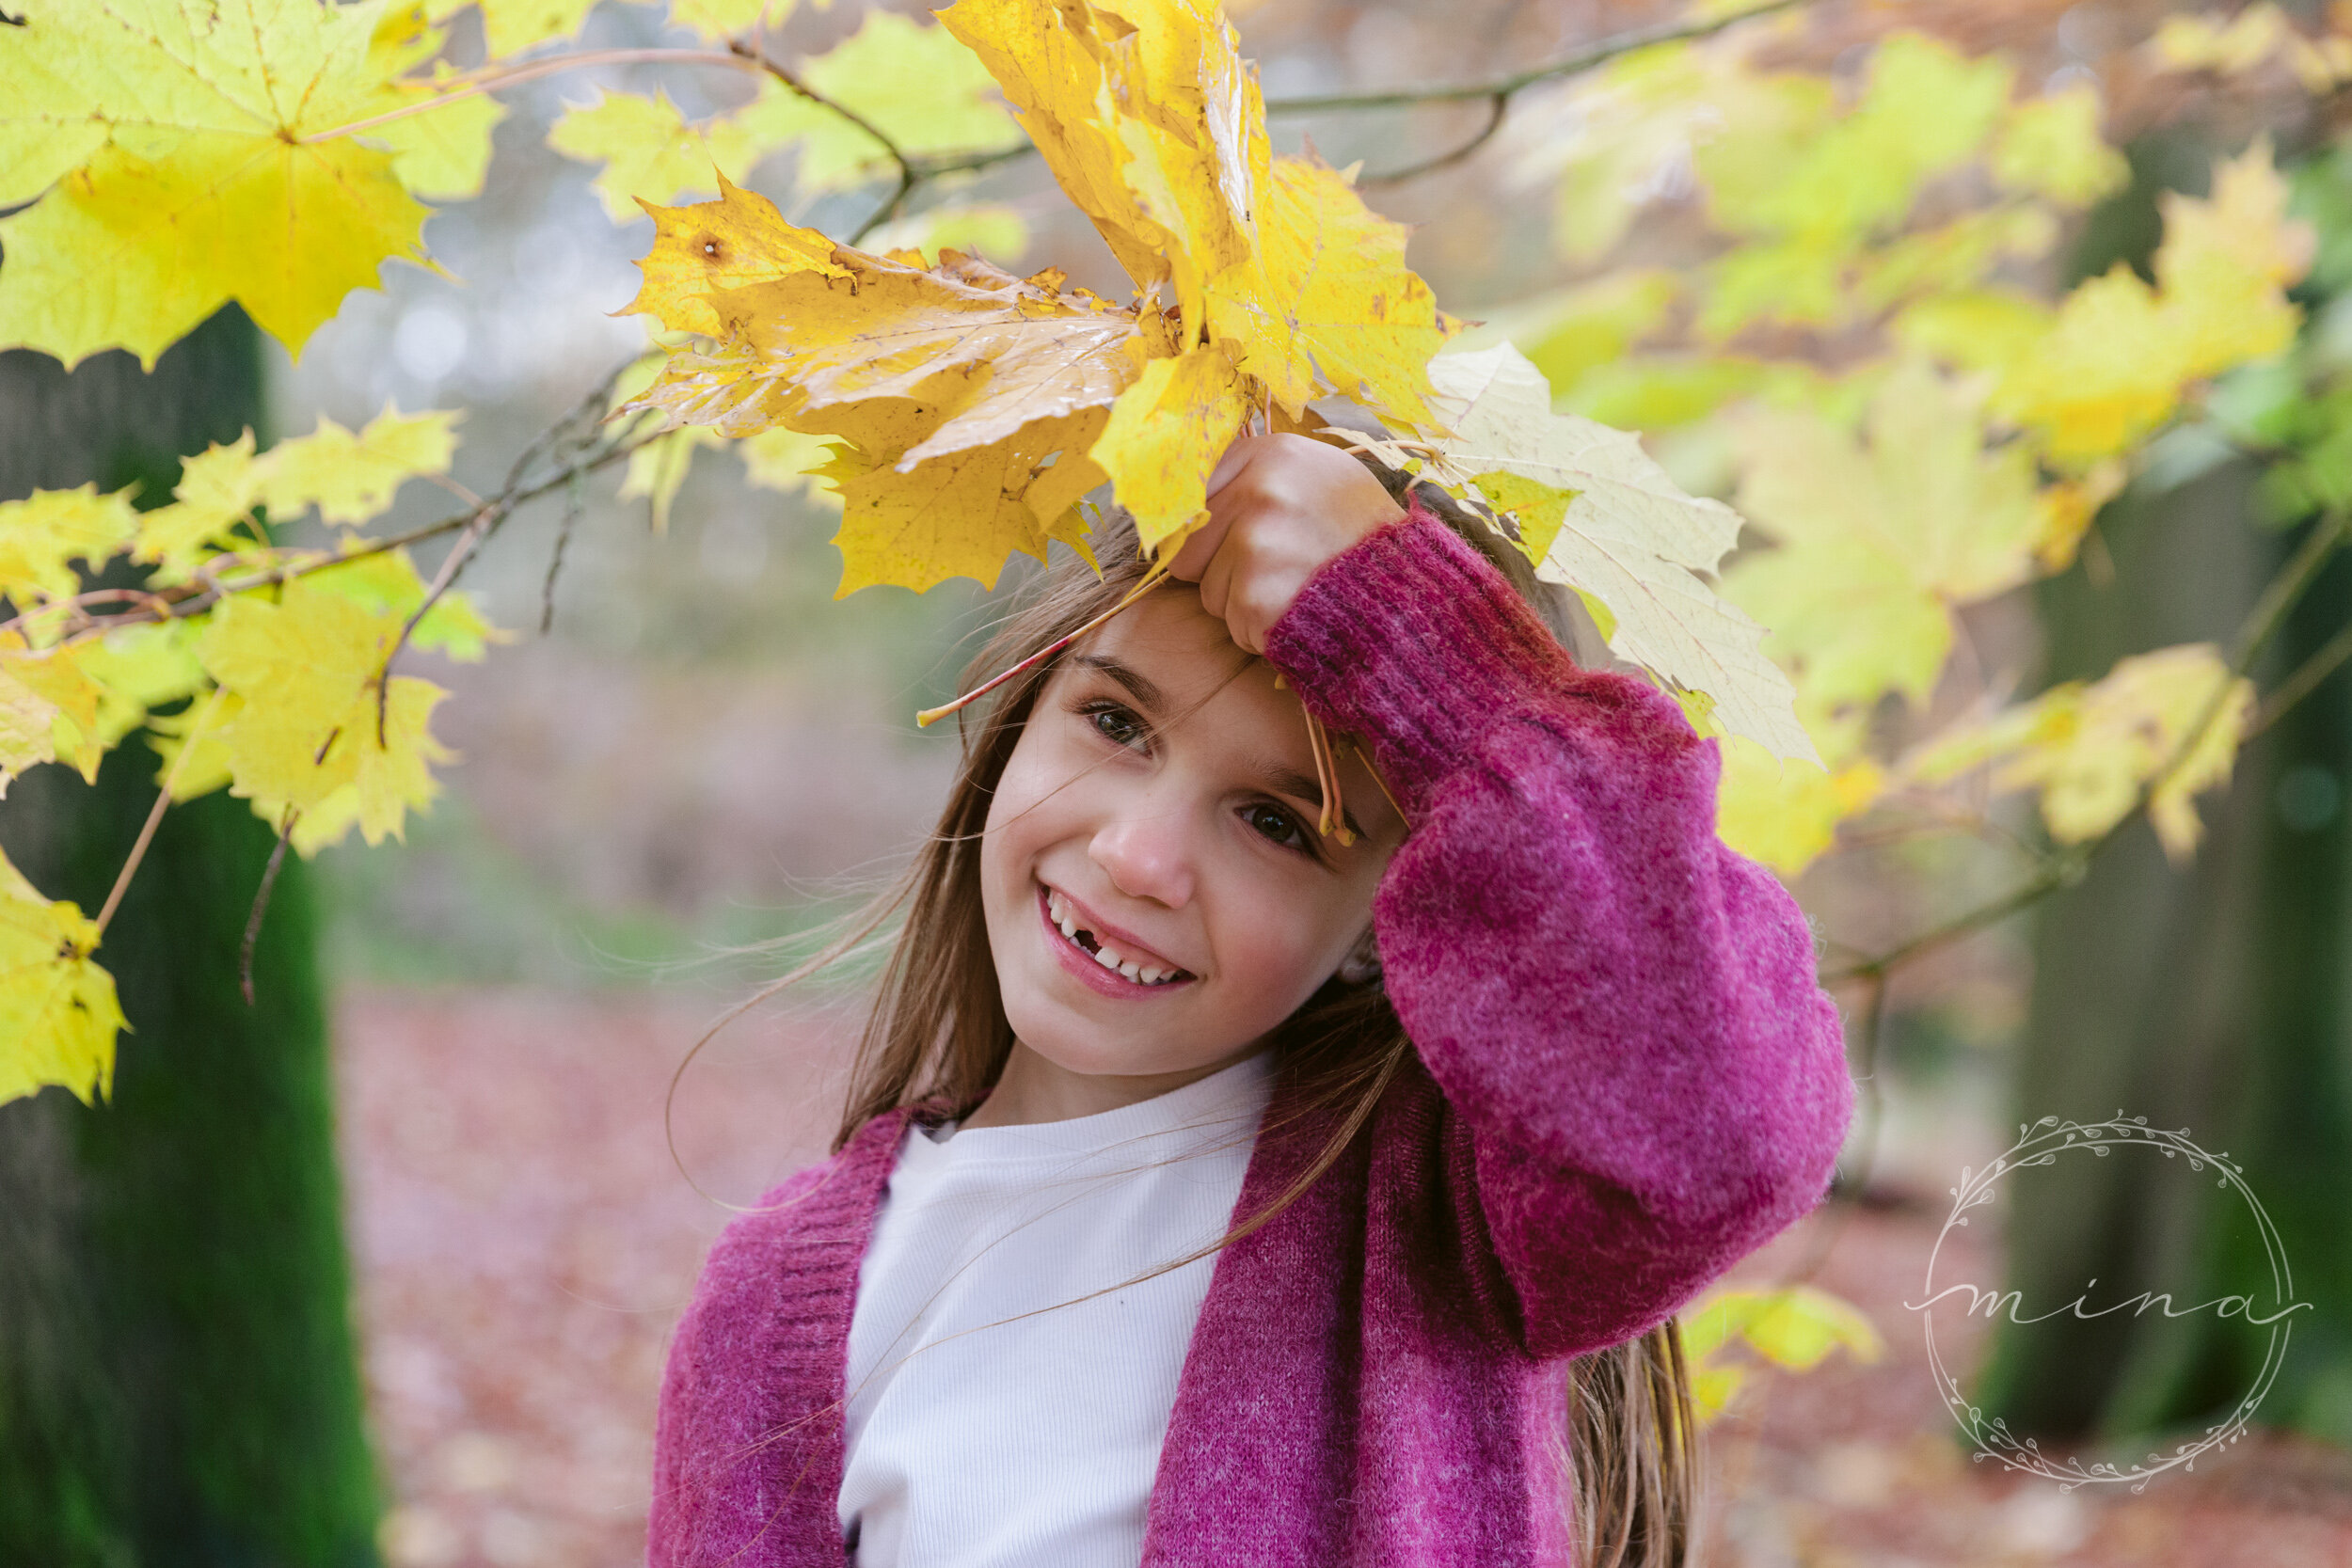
{"left": 1972, "top": 136, "right": 2352, "bottom": 1455}
{"left": 0, "top": 309, "right": 381, "bottom": 1566}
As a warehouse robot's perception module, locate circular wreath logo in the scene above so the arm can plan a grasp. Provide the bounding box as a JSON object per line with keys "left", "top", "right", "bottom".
{"left": 1909, "top": 1113, "right": 2308, "bottom": 1493}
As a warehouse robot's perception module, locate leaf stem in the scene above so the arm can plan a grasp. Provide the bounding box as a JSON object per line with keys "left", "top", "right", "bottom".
{"left": 240, "top": 809, "right": 297, "bottom": 1007}
{"left": 915, "top": 558, "right": 1171, "bottom": 728}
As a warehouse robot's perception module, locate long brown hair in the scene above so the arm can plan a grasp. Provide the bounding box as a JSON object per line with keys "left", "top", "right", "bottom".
{"left": 739, "top": 483, "right": 1701, "bottom": 1566}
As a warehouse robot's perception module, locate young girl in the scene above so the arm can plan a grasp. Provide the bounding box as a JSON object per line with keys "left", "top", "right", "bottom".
{"left": 649, "top": 435, "right": 1855, "bottom": 1568}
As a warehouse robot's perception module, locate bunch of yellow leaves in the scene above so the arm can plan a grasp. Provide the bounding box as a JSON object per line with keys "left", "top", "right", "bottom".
{"left": 622, "top": 0, "right": 1456, "bottom": 592}
{"left": 619, "top": 0, "right": 1820, "bottom": 768}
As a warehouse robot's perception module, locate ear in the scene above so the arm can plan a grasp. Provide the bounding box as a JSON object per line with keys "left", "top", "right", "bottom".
{"left": 1337, "top": 926, "right": 1382, "bottom": 987}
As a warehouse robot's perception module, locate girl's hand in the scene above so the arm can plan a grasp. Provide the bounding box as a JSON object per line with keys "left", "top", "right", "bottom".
{"left": 1166, "top": 433, "right": 1406, "bottom": 654}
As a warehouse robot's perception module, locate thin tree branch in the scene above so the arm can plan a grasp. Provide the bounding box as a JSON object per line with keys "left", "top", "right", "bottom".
{"left": 908, "top": 2, "right": 1809, "bottom": 189}
{"left": 300, "top": 49, "right": 749, "bottom": 145}
{"left": 1360, "top": 93, "right": 1510, "bottom": 185}
{"left": 374, "top": 510, "right": 492, "bottom": 747}
{"left": 1263, "top": 0, "right": 1806, "bottom": 114}
{"left": 2247, "top": 613, "right": 2352, "bottom": 740}
{"left": 720, "top": 40, "right": 924, "bottom": 244}
{"left": 9, "top": 404, "right": 661, "bottom": 649}
{"left": 541, "top": 468, "right": 587, "bottom": 636}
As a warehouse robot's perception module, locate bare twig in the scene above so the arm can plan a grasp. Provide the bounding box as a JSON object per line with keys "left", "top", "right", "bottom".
{"left": 240, "top": 810, "right": 298, "bottom": 1007}
{"left": 93, "top": 689, "right": 225, "bottom": 939}
{"left": 722, "top": 40, "right": 922, "bottom": 244}
{"left": 9, "top": 404, "right": 662, "bottom": 649}
{"left": 2248, "top": 614, "right": 2352, "bottom": 739}
{"left": 1263, "top": 0, "right": 1806, "bottom": 114}
{"left": 375, "top": 510, "right": 492, "bottom": 746}
{"left": 541, "top": 468, "right": 587, "bottom": 636}
{"left": 1361, "top": 92, "right": 1510, "bottom": 185}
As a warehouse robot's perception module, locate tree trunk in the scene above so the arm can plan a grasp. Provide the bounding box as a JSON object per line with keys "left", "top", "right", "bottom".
{"left": 0, "top": 309, "right": 381, "bottom": 1567}
{"left": 1971, "top": 135, "right": 2352, "bottom": 1454}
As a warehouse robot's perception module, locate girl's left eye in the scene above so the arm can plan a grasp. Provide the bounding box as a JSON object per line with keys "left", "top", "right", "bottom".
{"left": 1240, "top": 801, "right": 1310, "bottom": 852}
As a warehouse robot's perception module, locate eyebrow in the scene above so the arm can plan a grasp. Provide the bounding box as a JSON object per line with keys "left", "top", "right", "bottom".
{"left": 1072, "top": 653, "right": 1168, "bottom": 713}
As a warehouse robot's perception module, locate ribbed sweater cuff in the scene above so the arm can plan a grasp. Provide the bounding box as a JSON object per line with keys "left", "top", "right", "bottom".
{"left": 1262, "top": 499, "right": 1585, "bottom": 820}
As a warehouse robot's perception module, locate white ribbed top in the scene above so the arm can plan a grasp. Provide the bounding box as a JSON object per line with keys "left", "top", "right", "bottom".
{"left": 837, "top": 1050, "right": 1276, "bottom": 1568}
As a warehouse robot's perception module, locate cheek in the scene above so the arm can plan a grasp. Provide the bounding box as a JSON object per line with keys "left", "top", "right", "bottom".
{"left": 979, "top": 725, "right": 1092, "bottom": 895}
{"left": 1201, "top": 877, "right": 1372, "bottom": 1022}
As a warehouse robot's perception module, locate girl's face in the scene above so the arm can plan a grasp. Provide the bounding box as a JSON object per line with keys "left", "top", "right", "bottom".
{"left": 978, "top": 587, "right": 1406, "bottom": 1086}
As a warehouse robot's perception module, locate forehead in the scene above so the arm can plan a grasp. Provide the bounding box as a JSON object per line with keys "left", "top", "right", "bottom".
{"left": 1057, "top": 585, "right": 1293, "bottom": 737}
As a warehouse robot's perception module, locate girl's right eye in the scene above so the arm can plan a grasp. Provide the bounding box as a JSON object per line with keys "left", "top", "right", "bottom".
{"left": 1080, "top": 700, "right": 1149, "bottom": 750}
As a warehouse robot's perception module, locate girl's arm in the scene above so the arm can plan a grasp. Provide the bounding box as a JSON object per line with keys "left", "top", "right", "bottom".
{"left": 1263, "top": 500, "right": 1856, "bottom": 1361}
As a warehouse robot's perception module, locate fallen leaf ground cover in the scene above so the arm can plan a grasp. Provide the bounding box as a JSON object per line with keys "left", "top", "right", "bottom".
{"left": 336, "top": 988, "right": 2352, "bottom": 1568}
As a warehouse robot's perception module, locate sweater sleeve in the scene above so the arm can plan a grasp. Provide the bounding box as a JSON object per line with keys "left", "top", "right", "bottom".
{"left": 1261, "top": 502, "right": 1856, "bottom": 1360}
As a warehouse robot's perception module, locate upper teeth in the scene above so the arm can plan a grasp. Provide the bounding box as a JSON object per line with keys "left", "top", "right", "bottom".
{"left": 1047, "top": 890, "right": 1181, "bottom": 986}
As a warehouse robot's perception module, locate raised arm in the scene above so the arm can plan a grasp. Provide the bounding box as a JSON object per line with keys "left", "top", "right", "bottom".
{"left": 1262, "top": 503, "right": 1856, "bottom": 1360}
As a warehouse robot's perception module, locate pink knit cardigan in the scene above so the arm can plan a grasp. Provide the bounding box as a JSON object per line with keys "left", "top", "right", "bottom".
{"left": 648, "top": 507, "right": 1856, "bottom": 1567}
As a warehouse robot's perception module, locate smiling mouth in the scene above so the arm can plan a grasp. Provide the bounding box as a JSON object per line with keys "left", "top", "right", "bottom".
{"left": 1041, "top": 886, "right": 1194, "bottom": 988}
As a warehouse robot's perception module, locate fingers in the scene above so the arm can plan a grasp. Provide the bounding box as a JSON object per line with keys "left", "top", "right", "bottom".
{"left": 1168, "top": 434, "right": 1267, "bottom": 582}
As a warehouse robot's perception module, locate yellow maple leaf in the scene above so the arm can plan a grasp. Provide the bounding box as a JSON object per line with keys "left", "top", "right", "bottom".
{"left": 195, "top": 580, "right": 453, "bottom": 851}
{"left": 79, "top": 621, "right": 211, "bottom": 753}
{"left": 310, "top": 543, "right": 502, "bottom": 661}
{"left": 940, "top": 0, "right": 1263, "bottom": 339}
{"left": 1706, "top": 35, "right": 2010, "bottom": 244}
{"left": 1370, "top": 344, "right": 1814, "bottom": 763}
{"left": 0, "top": 847, "right": 125, "bottom": 1108}
{"left": 624, "top": 177, "right": 850, "bottom": 338}
{"left": 1903, "top": 643, "right": 2252, "bottom": 862}
{"left": 1090, "top": 345, "right": 1249, "bottom": 556}
{"left": 0, "top": 635, "right": 106, "bottom": 784}
{"left": 131, "top": 431, "right": 274, "bottom": 585}
{"left": 1205, "top": 152, "right": 1455, "bottom": 423}
{"left": 664, "top": 0, "right": 796, "bottom": 41}
{"left": 833, "top": 409, "right": 1110, "bottom": 594}
{"left": 1992, "top": 142, "right": 2312, "bottom": 462}
{"left": 260, "top": 405, "right": 462, "bottom": 527}
{"left": 1487, "top": 271, "right": 1680, "bottom": 400}
{"left": 464, "top": 0, "right": 598, "bottom": 58}
{"left": 370, "top": 65, "right": 504, "bottom": 202}
{"left": 2154, "top": 137, "right": 2314, "bottom": 381}
{"left": 0, "top": 0, "right": 489, "bottom": 366}
{"left": 1725, "top": 359, "right": 2047, "bottom": 711}
{"left": 1991, "top": 82, "right": 2128, "bottom": 207}
{"left": 691, "top": 248, "right": 1142, "bottom": 460}
{"left": 548, "top": 87, "right": 780, "bottom": 224}
{"left": 0, "top": 485, "right": 139, "bottom": 608}
{"left": 738, "top": 426, "right": 847, "bottom": 507}
{"left": 619, "top": 427, "right": 725, "bottom": 534}
{"left": 1990, "top": 263, "right": 2185, "bottom": 462}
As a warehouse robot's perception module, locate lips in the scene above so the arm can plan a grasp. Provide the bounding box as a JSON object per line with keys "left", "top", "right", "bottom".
{"left": 1038, "top": 883, "right": 1194, "bottom": 991}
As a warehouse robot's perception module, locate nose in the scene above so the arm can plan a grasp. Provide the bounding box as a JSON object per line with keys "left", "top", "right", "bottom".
{"left": 1088, "top": 798, "right": 1198, "bottom": 911}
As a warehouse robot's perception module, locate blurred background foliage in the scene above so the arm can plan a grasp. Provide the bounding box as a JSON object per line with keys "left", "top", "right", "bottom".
{"left": 10, "top": 0, "right": 2352, "bottom": 1563}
